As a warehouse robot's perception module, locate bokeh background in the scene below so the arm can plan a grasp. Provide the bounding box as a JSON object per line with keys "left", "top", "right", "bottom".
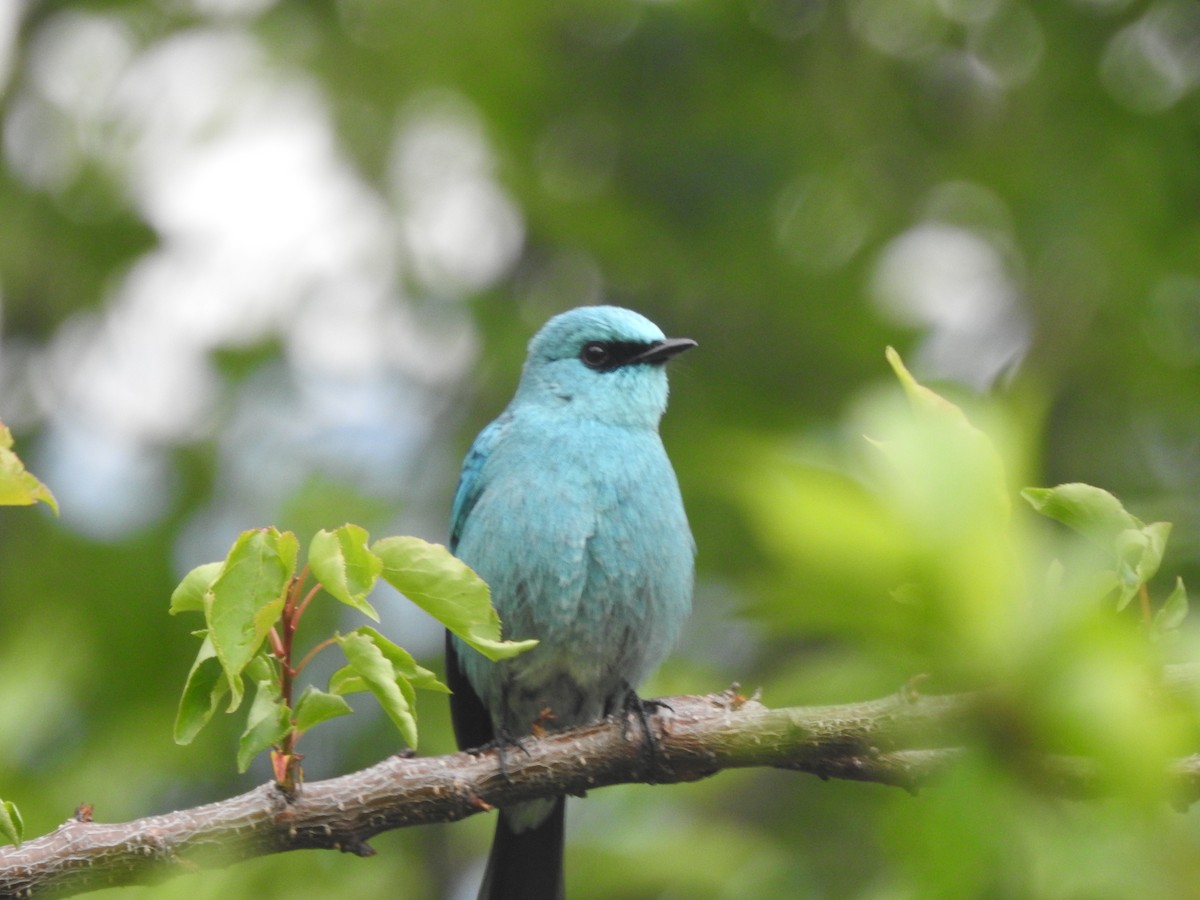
{"left": 3, "top": 1, "right": 1200, "bottom": 897}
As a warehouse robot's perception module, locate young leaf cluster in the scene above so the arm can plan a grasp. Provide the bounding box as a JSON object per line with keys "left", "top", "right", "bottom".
{"left": 876, "top": 349, "right": 1189, "bottom": 660}
{"left": 170, "top": 525, "right": 535, "bottom": 787}
{"left": 1023, "top": 483, "right": 1187, "bottom": 638}
{"left": 741, "top": 348, "right": 1197, "bottom": 808}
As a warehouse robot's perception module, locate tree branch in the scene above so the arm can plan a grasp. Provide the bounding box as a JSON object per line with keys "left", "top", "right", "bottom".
{"left": 3, "top": 680, "right": 1199, "bottom": 897}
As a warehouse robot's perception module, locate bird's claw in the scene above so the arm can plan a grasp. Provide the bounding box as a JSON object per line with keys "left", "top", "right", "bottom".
{"left": 616, "top": 688, "right": 673, "bottom": 779}
{"left": 485, "top": 728, "right": 532, "bottom": 784}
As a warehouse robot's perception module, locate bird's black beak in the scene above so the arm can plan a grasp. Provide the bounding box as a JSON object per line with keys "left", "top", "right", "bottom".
{"left": 630, "top": 337, "right": 697, "bottom": 366}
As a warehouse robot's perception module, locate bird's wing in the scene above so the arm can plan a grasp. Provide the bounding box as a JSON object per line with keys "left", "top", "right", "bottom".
{"left": 445, "top": 629, "right": 494, "bottom": 750}
{"left": 449, "top": 411, "right": 510, "bottom": 554}
{"left": 447, "top": 412, "right": 511, "bottom": 752}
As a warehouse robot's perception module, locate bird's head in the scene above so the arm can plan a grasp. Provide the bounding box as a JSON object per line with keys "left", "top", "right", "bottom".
{"left": 515, "top": 306, "right": 695, "bottom": 427}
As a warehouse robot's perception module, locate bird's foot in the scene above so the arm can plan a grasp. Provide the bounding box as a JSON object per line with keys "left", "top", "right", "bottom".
{"left": 617, "top": 687, "right": 672, "bottom": 780}
{"left": 487, "top": 727, "right": 534, "bottom": 784}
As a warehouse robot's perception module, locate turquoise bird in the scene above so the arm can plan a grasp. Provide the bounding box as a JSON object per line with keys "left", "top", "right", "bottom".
{"left": 446, "top": 306, "right": 696, "bottom": 900}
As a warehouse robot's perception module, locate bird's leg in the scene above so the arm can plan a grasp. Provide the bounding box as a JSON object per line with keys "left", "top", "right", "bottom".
{"left": 486, "top": 729, "right": 531, "bottom": 784}
{"left": 486, "top": 686, "right": 537, "bottom": 784}
{"left": 616, "top": 684, "right": 672, "bottom": 779}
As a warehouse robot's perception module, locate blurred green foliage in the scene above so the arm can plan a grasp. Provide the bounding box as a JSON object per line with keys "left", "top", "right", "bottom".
{"left": 3, "top": 1, "right": 1200, "bottom": 897}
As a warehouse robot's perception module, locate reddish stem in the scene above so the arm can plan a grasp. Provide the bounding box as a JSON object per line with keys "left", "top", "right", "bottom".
{"left": 295, "top": 583, "right": 323, "bottom": 623}
{"left": 295, "top": 637, "right": 339, "bottom": 677}
{"left": 284, "top": 565, "right": 311, "bottom": 618}
{"left": 274, "top": 574, "right": 311, "bottom": 792}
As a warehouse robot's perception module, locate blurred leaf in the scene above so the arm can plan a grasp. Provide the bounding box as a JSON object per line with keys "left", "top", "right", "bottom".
{"left": 236, "top": 680, "right": 291, "bottom": 773}
{"left": 309, "top": 525, "right": 382, "bottom": 621}
{"left": 174, "top": 635, "right": 229, "bottom": 745}
{"left": 845, "top": 351, "right": 1022, "bottom": 676}
{"left": 0, "top": 421, "right": 57, "bottom": 514}
{"left": 0, "top": 799, "right": 22, "bottom": 848}
{"left": 169, "top": 562, "right": 223, "bottom": 615}
{"left": 204, "top": 529, "right": 297, "bottom": 710}
{"left": 293, "top": 685, "right": 353, "bottom": 733}
{"left": 1125, "top": 521, "right": 1171, "bottom": 584}
{"left": 1022, "top": 483, "right": 1142, "bottom": 542}
{"left": 372, "top": 536, "right": 537, "bottom": 661}
{"left": 1026, "top": 485, "right": 1172, "bottom": 610}
{"left": 883, "top": 347, "right": 1010, "bottom": 520}
{"left": 1114, "top": 523, "right": 1172, "bottom": 611}
{"left": 886, "top": 346, "right": 970, "bottom": 420}
{"left": 1153, "top": 578, "right": 1188, "bottom": 635}
{"left": 337, "top": 630, "right": 418, "bottom": 747}
{"left": 735, "top": 447, "right": 913, "bottom": 638}
{"left": 1030, "top": 623, "right": 1186, "bottom": 796}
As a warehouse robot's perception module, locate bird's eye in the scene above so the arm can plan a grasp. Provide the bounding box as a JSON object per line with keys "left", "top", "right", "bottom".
{"left": 580, "top": 342, "right": 611, "bottom": 369}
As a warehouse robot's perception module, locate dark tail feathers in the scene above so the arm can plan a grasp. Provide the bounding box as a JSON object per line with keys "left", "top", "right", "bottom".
{"left": 478, "top": 798, "right": 565, "bottom": 900}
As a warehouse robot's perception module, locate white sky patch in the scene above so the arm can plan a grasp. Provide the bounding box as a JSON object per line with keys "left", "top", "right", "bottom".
{"left": 872, "top": 221, "right": 1030, "bottom": 390}
{"left": 4, "top": 10, "right": 135, "bottom": 190}
{"left": 1100, "top": 0, "right": 1200, "bottom": 113}
{"left": 4, "top": 16, "right": 520, "bottom": 542}
{"left": 391, "top": 95, "right": 526, "bottom": 294}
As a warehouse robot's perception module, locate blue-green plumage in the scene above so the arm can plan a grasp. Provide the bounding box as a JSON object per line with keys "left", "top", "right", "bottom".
{"left": 446, "top": 306, "right": 695, "bottom": 900}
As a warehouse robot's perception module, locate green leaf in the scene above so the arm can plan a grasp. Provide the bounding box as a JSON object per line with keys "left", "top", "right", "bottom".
{"left": 1113, "top": 523, "right": 1172, "bottom": 611}
{"left": 244, "top": 653, "right": 277, "bottom": 684}
{"left": 1025, "top": 486, "right": 1172, "bottom": 610}
{"left": 0, "top": 421, "right": 57, "bottom": 514}
{"left": 337, "top": 630, "right": 418, "bottom": 747}
{"left": 309, "top": 525, "right": 382, "bottom": 621}
{"left": 169, "top": 561, "right": 224, "bottom": 615}
{"left": 886, "top": 346, "right": 972, "bottom": 421}
{"left": 0, "top": 799, "right": 23, "bottom": 847}
{"left": 352, "top": 625, "right": 450, "bottom": 694}
{"left": 1154, "top": 578, "right": 1189, "bottom": 633}
{"left": 328, "top": 665, "right": 366, "bottom": 696}
{"left": 174, "top": 635, "right": 230, "bottom": 745}
{"left": 371, "top": 536, "right": 537, "bottom": 661}
{"left": 236, "top": 680, "right": 292, "bottom": 773}
{"left": 205, "top": 528, "right": 297, "bottom": 710}
{"left": 1021, "top": 484, "right": 1142, "bottom": 542}
{"left": 882, "top": 348, "right": 1010, "bottom": 521}
{"left": 293, "top": 686, "right": 353, "bottom": 733}
{"left": 1131, "top": 521, "right": 1171, "bottom": 584}
{"left": 396, "top": 673, "right": 417, "bottom": 727}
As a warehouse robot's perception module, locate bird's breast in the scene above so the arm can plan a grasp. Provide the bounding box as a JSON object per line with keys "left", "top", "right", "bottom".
{"left": 453, "top": 421, "right": 693, "bottom": 727}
